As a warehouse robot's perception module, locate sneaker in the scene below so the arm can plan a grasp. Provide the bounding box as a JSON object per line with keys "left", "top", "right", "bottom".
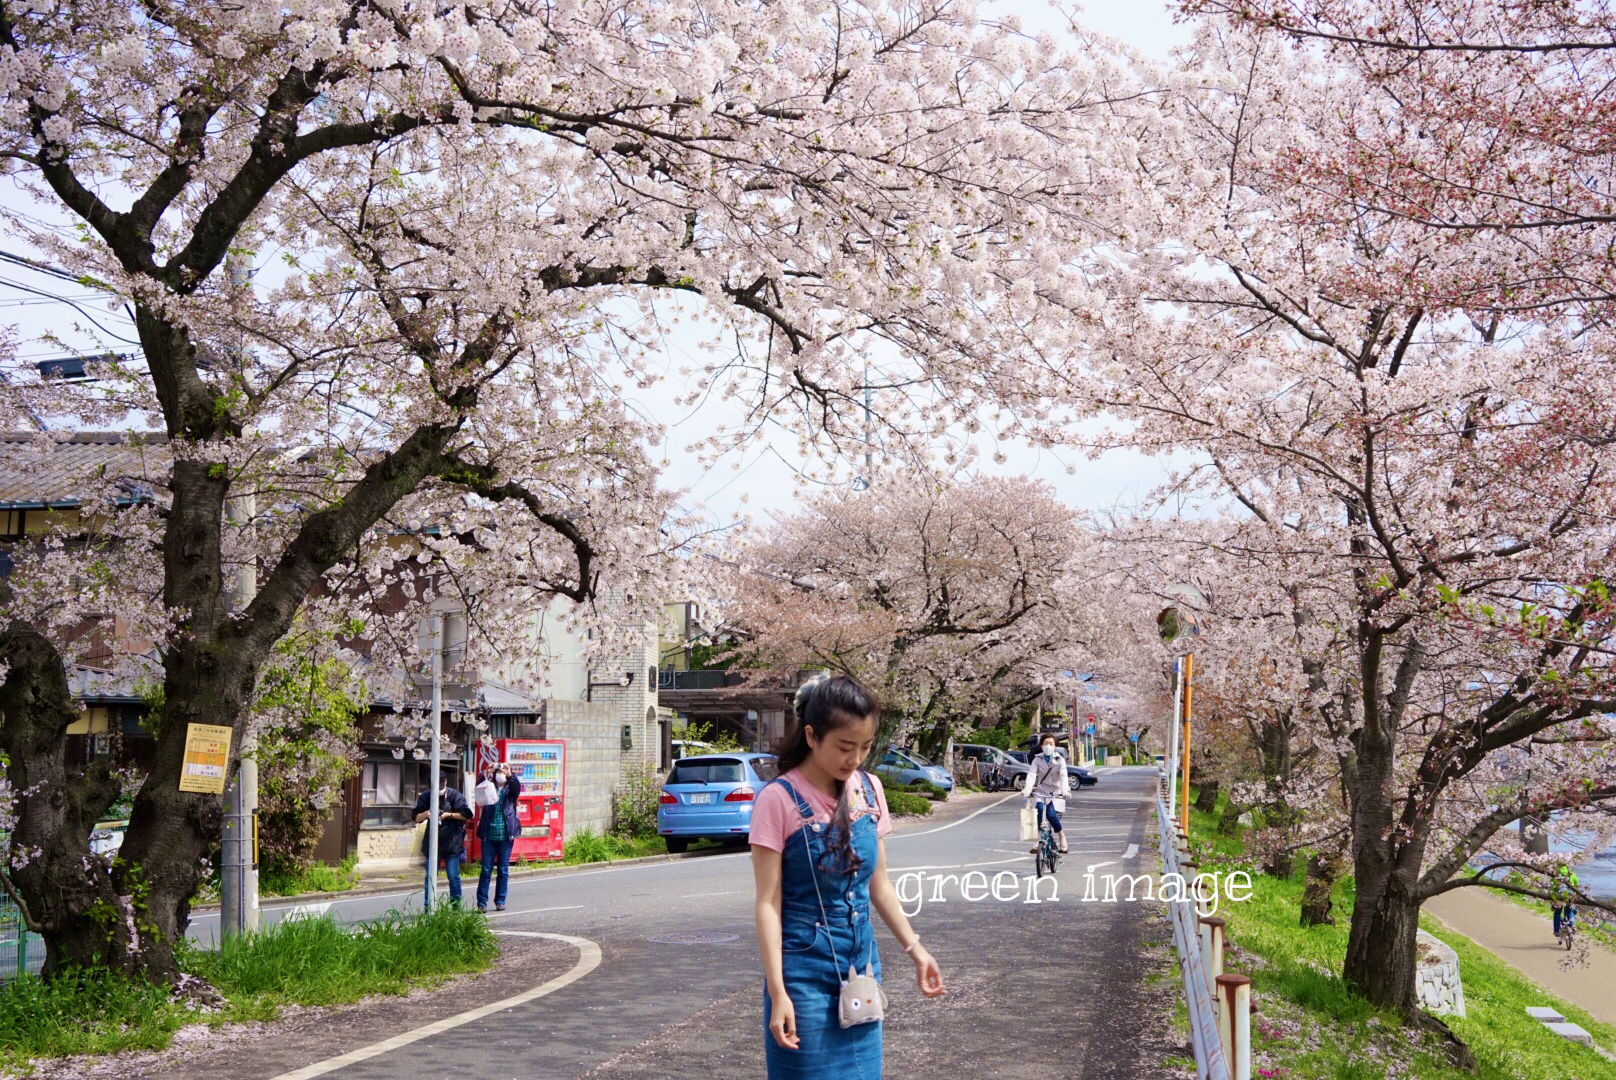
{"left": 495, "top": 903, "right": 506, "bottom": 912}
{"left": 476, "top": 906, "right": 487, "bottom": 913}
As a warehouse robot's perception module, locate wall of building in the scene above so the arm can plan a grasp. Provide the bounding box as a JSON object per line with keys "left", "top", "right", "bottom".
{"left": 540, "top": 698, "right": 619, "bottom": 838}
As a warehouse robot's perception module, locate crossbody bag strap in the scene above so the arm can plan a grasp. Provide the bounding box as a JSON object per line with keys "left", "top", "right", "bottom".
{"left": 796, "top": 817, "right": 842, "bottom": 975}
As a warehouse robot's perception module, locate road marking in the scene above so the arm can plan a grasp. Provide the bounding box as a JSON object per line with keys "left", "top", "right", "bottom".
{"left": 1086, "top": 860, "right": 1117, "bottom": 872}
{"left": 485, "top": 905, "right": 585, "bottom": 919}
{"left": 282, "top": 902, "right": 332, "bottom": 922}
{"left": 263, "top": 932, "right": 601, "bottom": 1080}
{"left": 887, "top": 792, "right": 1022, "bottom": 838}
{"left": 680, "top": 889, "right": 747, "bottom": 898}
{"left": 888, "top": 856, "right": 1032, "bottom": 872}
{"left": 1123, "top": 844, "right": 1139, "bottom": 860}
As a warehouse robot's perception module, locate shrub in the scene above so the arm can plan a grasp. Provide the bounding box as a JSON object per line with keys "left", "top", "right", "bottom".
{"left": 885, "top": 789, "right": 933, "bottom": 817}
{"left": 613, "top": 762, "right": 662, "bottom": 838}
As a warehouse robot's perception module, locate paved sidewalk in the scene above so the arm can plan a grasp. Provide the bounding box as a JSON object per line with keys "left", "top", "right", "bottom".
{"left": 1424, "top": 888, "right": 1616, "bottom": 1028}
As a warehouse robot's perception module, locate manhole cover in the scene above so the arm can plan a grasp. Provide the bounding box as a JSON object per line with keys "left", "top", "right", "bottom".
{"left": 647, "top": 931, "right": 740, "bottom": 945}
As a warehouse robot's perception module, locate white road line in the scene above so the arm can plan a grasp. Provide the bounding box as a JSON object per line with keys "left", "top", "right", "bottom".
{"left": 887, "top": 792, "right": 1022, "bottom": 838}
{"left": 485, "top": 904, "right": 585, "bottom": 919}
{"left": 1086, "top": 861, "right": 1117, "bottom": 872}
{"left": 888, "top": 856, "right": 1032, "bottom": 872}
{"left": 680, "top": 890, "right": 747, "bottom": 898}
{"left": 264, "top": 932, "right": 601, "bottom": 1080}
{"left": 1123, "top": 844, "right": 1139, "bottom": 860}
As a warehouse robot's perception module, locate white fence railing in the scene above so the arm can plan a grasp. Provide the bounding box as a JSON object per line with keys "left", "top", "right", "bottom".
{"left": 1158, "top": 778, "right": 1234, "bottom": 1080}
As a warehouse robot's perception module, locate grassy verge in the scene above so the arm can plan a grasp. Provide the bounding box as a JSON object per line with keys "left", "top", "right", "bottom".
{"left": 0, "top": 903, "right": 497, "bottom": 1072}
{"left": 259, "top": 854, "right": 361, "bottom": 897}
{"left": 561, "top": 829, "right": 733, "bottom": 864}
{"left": 1186, "top": 795, "right": 1616, "bottom": 1080}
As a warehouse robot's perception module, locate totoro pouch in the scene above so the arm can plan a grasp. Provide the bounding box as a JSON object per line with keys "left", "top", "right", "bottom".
{"left": 838, "top": 962, "right": 888, "bottom": 1028}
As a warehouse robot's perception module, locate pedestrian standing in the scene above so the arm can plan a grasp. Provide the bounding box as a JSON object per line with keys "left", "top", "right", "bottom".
{"left": 749, "top": 674, "right": 946, "bottom": 1080}
{"left": 1022, "top": 733, "right": 1070, "bottom": 854}
{"left": 413, "top": 774, "right": 473, "bottom": 906}
{"left": 475, "top": 764, "right": 522, "bottom": 913}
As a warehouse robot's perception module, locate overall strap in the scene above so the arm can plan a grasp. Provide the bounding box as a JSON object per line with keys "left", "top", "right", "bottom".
{"left": 857, "top": 770, "right": 877, "bottom": 811}
{"left": 772, "top": 778, "right": 816, "bottom": 820}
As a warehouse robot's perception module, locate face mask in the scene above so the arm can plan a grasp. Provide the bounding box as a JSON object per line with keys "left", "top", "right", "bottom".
{"left": 1043, "top": 747, "right": 1056, "bottom": 757}
{"left": 494, "top": 772, "right": 508, "bottom": 785}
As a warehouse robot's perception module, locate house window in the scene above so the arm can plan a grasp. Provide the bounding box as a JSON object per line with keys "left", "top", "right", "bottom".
{"left": 359, "top": 757, "right": 445, "bottom": 829}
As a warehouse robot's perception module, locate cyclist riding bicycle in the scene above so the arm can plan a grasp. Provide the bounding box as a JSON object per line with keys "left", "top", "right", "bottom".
{"left": 1022, "top": 733, "right": 1070, "bottom": 855}
{"left": 1550, "top": 864, "right": 1579, "bottom": 940}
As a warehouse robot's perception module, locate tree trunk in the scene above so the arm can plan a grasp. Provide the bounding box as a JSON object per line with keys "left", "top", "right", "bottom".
{"left": 1217, "top": 799, "right": 1243, "bottom": 834}
{"left": 1343, "top": 876, "right": 1424, "bottom": 1013}
{"left": 0, "top": 619, "right": 127, "bottom": 976}
{"left": 1193, "top": 778, "right": 1221, "bottom": 814}
{"left": 1300, "top": 852, "right": 1340, "bottom": 926}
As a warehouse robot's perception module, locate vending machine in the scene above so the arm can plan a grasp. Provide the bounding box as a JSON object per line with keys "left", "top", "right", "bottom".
{"left": 468, "top": 738, "right": 565, "bottom": 863}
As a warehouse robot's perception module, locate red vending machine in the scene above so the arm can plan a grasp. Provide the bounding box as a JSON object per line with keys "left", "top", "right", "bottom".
{"left": 468, "top": 738, "right": 565, "bottom": 863}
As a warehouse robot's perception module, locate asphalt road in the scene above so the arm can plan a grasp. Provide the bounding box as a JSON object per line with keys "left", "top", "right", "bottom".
{"left": 166, "top": 766, "right": 1180, "bottom": 1080}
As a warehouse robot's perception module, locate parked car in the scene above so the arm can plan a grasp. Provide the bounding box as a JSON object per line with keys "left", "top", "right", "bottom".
{"left": 658, "top": 752, "right": 779, "bottom": 853}
{"left": 670, "top": 738, "right": 714, "bottom": 760}
{"left": 954, "top": 743, "right": 1030, "bottom": 790}
{"left": 1012, "top": 743, "right": 1098, "bottom": 787}
{"left": 875, "top": 747, "right": 955, "bottom": 792}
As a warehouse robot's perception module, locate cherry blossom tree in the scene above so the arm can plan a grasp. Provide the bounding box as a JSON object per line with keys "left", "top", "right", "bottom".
{"left": 724, "top": 471, "right": 1108, "bottom": 757}
{"left": 0, "top": 0, "right": 1139, "bottom": 981}
{"left": 1058, "top": 27, "right": 1616, "bottom": 1018}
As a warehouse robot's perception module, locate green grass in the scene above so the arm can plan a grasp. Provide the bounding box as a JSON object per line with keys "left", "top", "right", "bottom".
{"left": 259, "top": 854, "right": 361, "bottom": 897}
{"left": 1184, "top": 792, "right": 1616, "bottom": 1080}
{"left": 189, "top": 902, "right": 498, "bottom": 1008}
{"left": 0, "top": 904, "right": 498, "bottom": 1070}
{"left": 561, "top": 828, "right": 720, "bottom": 864}
{"left": 0, "top": 965, "right": 191, "bottom": 1068}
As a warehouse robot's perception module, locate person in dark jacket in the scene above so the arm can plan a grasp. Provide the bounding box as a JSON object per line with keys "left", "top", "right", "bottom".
{"left": 475, "top": 764, "right": 522, "bottom": 912}
{"left": 414, "top": 775, "right": 474, "bottom": 906}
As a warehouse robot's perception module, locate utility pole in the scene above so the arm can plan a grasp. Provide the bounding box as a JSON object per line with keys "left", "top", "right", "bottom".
{"left": 220, "top": 252, "right": 259, "bottom": 940}
{"left": 426, "top": 615, "right": 443, "bottom": 911}
{"left": 421, "top": 609, "right": 466, "bottom": 911}
{"left": 220, "top": 491, "right": 259, "bottom": 938}
{"left": 1167, "top": 658, "right": 1182, "bottom": 820}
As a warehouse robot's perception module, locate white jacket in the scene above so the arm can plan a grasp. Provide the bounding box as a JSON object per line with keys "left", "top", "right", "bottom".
{"left": 1022, "top": 750, "right": 1071, "bottom": 800}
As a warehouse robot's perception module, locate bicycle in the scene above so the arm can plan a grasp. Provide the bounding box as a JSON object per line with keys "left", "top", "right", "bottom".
{"left": 1033, "top": 805, "right": 1062, "bottom": 878}
{"left": 1555, "top": 905, "right": 1577, "bottom": 951}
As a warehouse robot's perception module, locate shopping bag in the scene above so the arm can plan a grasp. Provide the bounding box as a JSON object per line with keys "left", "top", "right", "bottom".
{"left": 1018, "top": 806, "right": 1037, "bottom": 842}
{"left": 474, "top": 779, "right": 500, "bottom": 806}
{"left": 1053, "top": 797, "right": 1067, "bottom": 815}
{"left": 411, "top": 820, "right": 428, "bottom": 856}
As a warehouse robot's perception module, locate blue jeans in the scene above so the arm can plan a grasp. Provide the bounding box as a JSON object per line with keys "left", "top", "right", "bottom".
{"left": 1035, "top": 799, "right": 1064, "bottom": 833}
{"left": 426, "top": 854, "right": 462, "bottom": 906}
{"left": 477, "top": 838, "right": 514, "bottom": 909}
{"left": 1554, "top": 904, "right": 1574, "bottom": 935}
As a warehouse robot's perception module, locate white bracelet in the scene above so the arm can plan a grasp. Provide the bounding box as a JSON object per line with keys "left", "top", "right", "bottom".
{"left": 903, "top": 939, "right": 921, "bottom": 955}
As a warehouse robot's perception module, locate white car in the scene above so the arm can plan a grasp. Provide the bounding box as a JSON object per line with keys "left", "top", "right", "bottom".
{"left": 670, "top": 739, "right": 715, "bottom": 760}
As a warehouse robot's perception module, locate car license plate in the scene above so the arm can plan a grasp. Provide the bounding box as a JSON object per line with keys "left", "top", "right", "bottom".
{"left": 689, "top": 792, "right": 712, "bottom": 804}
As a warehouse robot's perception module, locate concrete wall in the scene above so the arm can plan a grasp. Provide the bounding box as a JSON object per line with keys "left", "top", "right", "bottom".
{"left": 540, "top": 698, "right": 619, "bottom": 839}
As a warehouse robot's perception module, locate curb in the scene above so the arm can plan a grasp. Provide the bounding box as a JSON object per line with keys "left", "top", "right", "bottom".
{"left": 192, "top": 790, "right": 996, "bottom": 915}
{"left": 191, "top": 848, "right": 724, "bottom": 915}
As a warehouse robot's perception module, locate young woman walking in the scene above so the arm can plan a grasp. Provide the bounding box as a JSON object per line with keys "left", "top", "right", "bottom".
{"left": 749, "top": 675, "right": 946, "bottom": 1080}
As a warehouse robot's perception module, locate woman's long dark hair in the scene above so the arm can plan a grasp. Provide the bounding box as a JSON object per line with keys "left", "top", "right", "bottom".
{"left": 775, "top": 674, "right": 879, "bottom": 877}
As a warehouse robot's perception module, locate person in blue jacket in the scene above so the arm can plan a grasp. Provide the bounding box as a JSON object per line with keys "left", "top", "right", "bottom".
{"left": 475, "top": 764, "right": 522, "bottom": 912}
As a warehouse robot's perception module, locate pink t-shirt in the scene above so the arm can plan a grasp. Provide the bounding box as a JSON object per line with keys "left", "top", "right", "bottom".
{"left": 748, "top": 768, "right": 893, "bottom": 852}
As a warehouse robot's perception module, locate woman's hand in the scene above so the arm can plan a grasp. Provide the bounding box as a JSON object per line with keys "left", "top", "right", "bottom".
{"left": 769, "top": 992, "right": 800, "bottom": 1049}
{"left": 909, "top": 944, "right": 946, "bottom": 997}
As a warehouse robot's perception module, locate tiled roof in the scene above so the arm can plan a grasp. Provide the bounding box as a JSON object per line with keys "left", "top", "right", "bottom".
{"left": 0, "top": 432, "right": 168, "bottom": 508}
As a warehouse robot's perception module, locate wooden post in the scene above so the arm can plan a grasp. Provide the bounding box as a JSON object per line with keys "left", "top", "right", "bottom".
{"left": 1216, "top": 973, "right": 1252, "bottom": 1080}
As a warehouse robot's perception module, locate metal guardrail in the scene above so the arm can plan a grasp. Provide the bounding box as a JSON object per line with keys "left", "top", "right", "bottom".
{"left": 1158, "top": 778, "right": 1232, "bottom": 1080}
{"left": 0, "top": 889, "right": 41, "bottom": 983}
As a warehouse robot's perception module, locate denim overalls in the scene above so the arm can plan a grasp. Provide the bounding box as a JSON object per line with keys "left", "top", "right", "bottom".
{"left": 764, "top": 772, "right": 885, "bottom": 1080}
